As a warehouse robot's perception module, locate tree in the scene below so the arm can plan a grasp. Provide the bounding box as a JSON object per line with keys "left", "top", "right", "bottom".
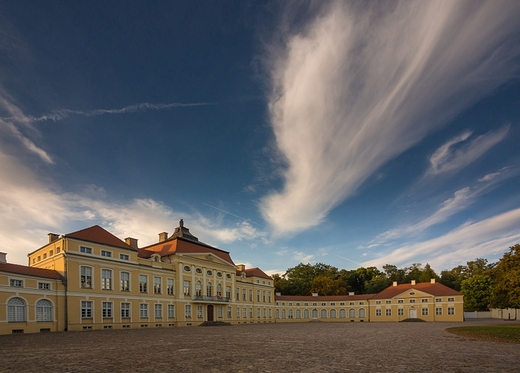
{"left": 490, "top": 244, "right": 520, "bottom": 309}
{"left": 418, "top": 263, "right": 438, "bottom": 283}
{"left": 310, "top": 275, "right": 346, "bottom": 295}
{"left": 460, "top": 275, "right": 493, "bottom": 311}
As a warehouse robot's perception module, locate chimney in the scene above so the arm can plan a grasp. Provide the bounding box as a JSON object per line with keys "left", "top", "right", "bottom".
{"left": 237, "top": 264, "right": 246, "bottom": 272}
{"left": 312, "top": 293, "right": 319, "bottom": 297}
{"left": 348, "top": 292, "right": 355, "bottom": 296}
{"left": 430, "top": 278, "right": 436, "bottom": 284}
{"left": 411, "top": 280, "right": 416, "bottom": 286}
{"left": 158, "top": 232, "right": 168, "bottom": 242}
{"left": 125, "top": 237, "right": 138, "bottom": 249}
{"left": 393, "top": 281, "right": 398, "bottom": 287}
{"left": 0, "top": 252, "right": 6, "bottom": 264}
{"left": 48, "top": 233, "right": 59, "bottom": 243}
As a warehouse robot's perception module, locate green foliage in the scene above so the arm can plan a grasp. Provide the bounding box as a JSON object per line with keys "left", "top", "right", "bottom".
{"left": 491, "top": 244, "right": 520, "bottom": 309}
{"left": 460, "top": 275, "right": 493, "bottom": 311}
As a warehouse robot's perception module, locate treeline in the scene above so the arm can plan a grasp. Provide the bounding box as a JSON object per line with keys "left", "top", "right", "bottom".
{"left": 273, "top": 244, "right": 520, "bottom": 311}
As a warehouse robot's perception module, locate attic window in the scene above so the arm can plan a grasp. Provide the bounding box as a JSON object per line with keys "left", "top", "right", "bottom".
{"left": 184, "top": 266, "right": 191, "bottom": 272}
{"left": 154, "top": 256, "right": 160, "bottom": 262}
{"left": 409, "top": 292, "right": 415, "bottom": 295}
{"left": 207, "top": 270, "right": 213, "bottom": 276}
{"left": 196, "top": 268, "right": 202, "bottom": 274}
{"left": 217, "top": 272, "right": 222, "bottom": 277}
{"left": 226, "top": 274, "right": 231, "bottom": 279}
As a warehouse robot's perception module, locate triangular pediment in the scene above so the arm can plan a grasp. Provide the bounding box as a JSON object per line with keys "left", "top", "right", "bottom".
{"left": 177, "top": 252, "right": 235, "bottom": 268}
{"left": 393, "top": 288, "right": 434, "bottom": 299}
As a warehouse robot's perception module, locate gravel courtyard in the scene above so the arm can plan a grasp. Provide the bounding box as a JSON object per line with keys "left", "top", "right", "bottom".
{"left": 0, "top": 319, "right": 518, "bottom": 373}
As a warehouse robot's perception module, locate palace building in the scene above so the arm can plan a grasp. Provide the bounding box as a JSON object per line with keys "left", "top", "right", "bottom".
{"left": 0, "top": 221, "right": 464, "bottom": 335}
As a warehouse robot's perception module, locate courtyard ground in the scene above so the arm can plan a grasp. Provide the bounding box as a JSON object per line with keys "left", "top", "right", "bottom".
{"left": 0, "top": 319, "right": 518, "bottom": 372}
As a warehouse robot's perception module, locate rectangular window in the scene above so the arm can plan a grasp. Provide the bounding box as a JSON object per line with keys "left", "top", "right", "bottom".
{"left": 167, "top": 279, "right": 174, "bottom": 295}
{"left": 435, "top": 298, "right": 442, "bottom": 302}
{"left": 263, "top": 291, "right": 266, "bottom": 302}
{"left": 43, "top": 253, "right": 47, "bottom": 259}
{"left": 226, "top": 286, "right": 231, "bottom": 299}
{"left": 398, "top": 309, "right": 404, "bottom": 316}
{"left": 121, "top": 302, "right": 130, "bottom": 318}
{"left": 268, "top": 309, "right": 272, "bottom": 318}
{"left": 80, "top": 246, "right": 92, "bottom": 254}
{"left": 10, "top": 279, "right": 23, "bottom": 287}
{"left": 237, "top": 307, "right": 240, "bottom": 318}
{"left": 168, "top": 304, "right": 175, "bottom": 318}
{"left": 243, "top": 307, "right": 247, "bottom": 318}
{"left": 218, "top": 306, "right": 223, "bottom": 318}
{"left": 249, "top": 308, "right": 253, "bottom": 318}
{"left": 376, "top": 301, "right": 381, "bottom": 304}
{"left": 422, "top": 308, "right": 429, "bottom": 316}
{"left": 56, "top": 247, "right": 60, "bottom": 254}
{"left": 102, "top": 302, "right": 113, "bottom": 318}
{"left": 101, "top": 269, "right": 112, "bottom": 290}
{"left": 154, "top": 304, "right": 162, "bottom": 318}
{"left": 38, "top": 282, "right": 50, "bottom": 290}
{"left": 50, "top": 250, "right": 54, "bottom": 256}
{"left": 268, "top": 293, "right": 272, "bottom": 303}
{"left": 386, "top": 309, "right": 392, "bottom": 316}
{"left": 120, "top": 254, "right": 129, "bottom": 260}
{"left": 140, "top": 303, "right": 148, "bottom": 318}
{"left": 385, "top": 300, "right": 391, "bottom": 304}
{"left": 257, "top": 290, "right": 260, "bottom": 302}
{"left": 448, "top": 297, "right": 455, "bottom": 302}
{"left": 183, "top": 281, "right": 190, "bottom": 296}
{"left": 409, "top": 299, "right": 415, "bottom": 303}
{"left": 197, "top": 305, "right": 203, "bottom": 318}
{"left": 422, "top": 299, "right": 428, "bottom": 303}
{"left": 243, "top": 289, "right": 246, "bottom": 301}
{"left": 154, "top": 277, "right": 162, "bottom": 294}
{"left": 436, "top": 307, "right": 442, "bottom": 315}
{"left": 185, "top": 305, "right": 192, "bottom": 318}
{"left": 448, "top": 307, "right": 455, "bottom": 315}
{"left": 120, "top": 272, "right": 130, "bottom": 291}
{"left": 101, "top": 250, "right": 112, "bottom": 257}
{"left": 139, "top": 275, "right": 148, "bottom": 293}
{"left": 227, "top": 306, "right": 232, "bottom": 318}
{"left": 257, "top": 308, "right": 261, "bottom": 318}
{"left": 81, "top": 301, "right": 93, "bottom": 318}
{"left": 236, "top": 287, "right": 240, "bottom": 300}
{"left": 397, "top": 299, "right": 403, "bottom": 304}
{"left": 376, "top": 309, "right": 382, "bottom": 316}
{"left": 249, "top": 289, "right": 253, "bottom": 301}
{"left": 80, "top": 267, "right": 92, "bottom": 288}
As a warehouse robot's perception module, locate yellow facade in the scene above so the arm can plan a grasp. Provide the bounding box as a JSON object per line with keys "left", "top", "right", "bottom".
{"left": 0, "top": 222, "right": 464, "bottom": 335}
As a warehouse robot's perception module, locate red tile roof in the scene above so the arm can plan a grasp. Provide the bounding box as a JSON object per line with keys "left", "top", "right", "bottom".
{"left": 140, "top": 237, "right": 235, "bottom": 265}
{"left": 275, "top": 294, "right": 373, "bottom": 301}
{"left": 0, "top": 262, "right": 63, "bottom": 280}
{"left": 371, "top": 282, "right": 462, "bottom": 299}
{"left": 240, "top": 267, "right": 272, "bottom": 280}
{"left": 65, "top": 225, "right": 136, "bottom": 251}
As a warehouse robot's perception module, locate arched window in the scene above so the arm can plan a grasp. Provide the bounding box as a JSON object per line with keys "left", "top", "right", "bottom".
{"left": 304, "top": 309, "right": 310, "bottom": 318}
{"left": 359, "top": 308, "right": 366, "bottom": 318}
{"left": 36, "top": 299, "right": 53, "bottom": 322}
{"left": 216, "top": 283, "right": 222, "bottom": 297}
{"left": 281, "top": 309, "right": 286, "bottom": 319}
{"left": 349, "top": 308, "right": 356, "bottom": 318}
{"left": 8, "top": 297, "right": 26, "bottom": 322}
{"left": 275, "top": 309, "right": 280, "bottom": 319}
{"left": 330, "top": 309, "right": 337, "bottom": 318}
{"left": 195, "top": 281, "right": 202, "bottom": 296}
{"left": 339, "top": 309, "right": 346, "bottom": 318}
{"left": 288, "top": 309, "right": 293, "bottom": 319}
{"left": 206, "top": 282, "right": 212, "bottom": 297}
{"left": 312, "top": 309, "right": 318, "bottom": 319}
{"left": 321, "top": 309, "right": 327, "bottom": 318}
{"left": 296, "top": 309, "right": 301, "bottom": 319}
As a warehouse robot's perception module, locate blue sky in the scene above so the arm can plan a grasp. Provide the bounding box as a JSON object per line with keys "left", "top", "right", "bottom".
{"left": 1, "top": 1, "right": 520, "bottom": 275}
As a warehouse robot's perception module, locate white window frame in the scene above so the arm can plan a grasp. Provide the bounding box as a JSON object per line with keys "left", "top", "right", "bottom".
{"left": 80, "top": 266, "right": 93, "bottom": 289}
{"left": 81, "top": 300, "right": 93, "bottom": 318}
{"left": 154, "top": 277, "right": 162, "bottom": 294}
{"left": 154, "top": 304, "right": 162, "bottom": 318}
{"left": 8, "top": 297, "right": 26, "bottom": 322}
{"left": 101, "top": 269, "right": 113, "bottom": 290}
{"left": 168, "top": 304, "right": 175, "bottom": 318}
{"left": 139, "top": 275, "right": 148, "bottom": 293}
{"left": 121, "top": 302, "right": 131, "bottom": 318}
{"left": 120, "top": 253, "right": 129, "bottom": 260}
{"left": 38, "top": 282, "right": 51, "bottom": 290}
{"left": 167, "top": 278, "right": 174, "bottom": 295}
{"left": 10, "top": 279, "right": 23, "bottom": 288}
{"left": 80, "top": 246, "right": 92, "bottom": 254}
{"left": 102, "top": 302, "right": 113, "bottom": 318}
{"left": 140, "top": 303, "right": 149, "bottom": 318}
{"left": 120, "top": 272, "right": 130, "bottom": 291}
{"left": 36, "top": 299, "right": 53, "bottom": 321}
{"left": 101, "top": 250, "right": 112, "bottom": 258}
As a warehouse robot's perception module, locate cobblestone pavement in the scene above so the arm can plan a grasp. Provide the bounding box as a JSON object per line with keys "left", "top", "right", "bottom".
{"left": 0, "top": 319, "right": 518, "bottom": 372}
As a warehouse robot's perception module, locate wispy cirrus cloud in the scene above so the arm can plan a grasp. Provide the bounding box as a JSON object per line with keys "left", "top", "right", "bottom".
{"left": 260, "top": 0, "right": 520, "bottom": 235}
{"left": 363, "top": 207, "right": 520, "bottom": 271}
{"left": 426, "top": 126, "right": 509, "bottom": 176}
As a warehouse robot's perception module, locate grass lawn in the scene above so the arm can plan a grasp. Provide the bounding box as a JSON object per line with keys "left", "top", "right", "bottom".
{"left": 446, "top": 325, "right": 520, "bottom": 344}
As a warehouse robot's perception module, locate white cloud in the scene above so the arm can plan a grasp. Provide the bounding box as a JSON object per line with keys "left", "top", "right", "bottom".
{"left": 427, "top": 126, "right": 509, "bottom": 175}
{"left": 260, "top": 1, "right": 520, "bottom": 235}
{"left": 292, "top": 251, "right": 314, "bottom": 264}
{"left": 363, "top": 207, "right": 520, "bottom": 271}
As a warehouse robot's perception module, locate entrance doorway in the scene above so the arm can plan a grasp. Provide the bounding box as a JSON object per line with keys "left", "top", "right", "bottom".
{"left": 409, "top": 309, "right": 417, "bottom": 319}
{"left": 207, "top": 305, "right": 214, "bottom": 322}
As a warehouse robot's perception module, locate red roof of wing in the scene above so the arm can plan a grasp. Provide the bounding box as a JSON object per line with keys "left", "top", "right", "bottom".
{"left": 0, "top": 262, "right": 63, "bottom": 280}
{"left": 241, "top": 267, "right": 272, "bottom": 280}
{"left": 140, "top": 237, "right": 235, "bottom": 265}
{"left": 275, "top": 294, "right": 373, "bottom": 301}
{"left": 371, "top": 282, "right": 462, "bottom": 299}
{"left": 65, "top": 225, "right": 135, "bottom": 251}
